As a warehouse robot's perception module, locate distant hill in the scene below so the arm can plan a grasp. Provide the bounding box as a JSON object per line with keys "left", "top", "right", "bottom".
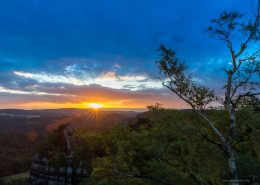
{"left": 0, "top": 109, "right": 140, "bottom": 135}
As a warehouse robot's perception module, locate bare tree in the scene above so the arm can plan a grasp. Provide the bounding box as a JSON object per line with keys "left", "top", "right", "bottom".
{"left": 157, "top": 1, "right": 260, "bottom": 185}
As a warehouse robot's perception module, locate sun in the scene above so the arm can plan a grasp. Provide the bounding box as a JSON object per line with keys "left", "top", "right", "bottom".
{"left": 88, "top": 103, "right": 103, "bottom": 110}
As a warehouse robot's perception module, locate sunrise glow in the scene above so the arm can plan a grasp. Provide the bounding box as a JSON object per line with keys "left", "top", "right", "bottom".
{"left": 88, "top": 103, "right": 103, "bottom": 109}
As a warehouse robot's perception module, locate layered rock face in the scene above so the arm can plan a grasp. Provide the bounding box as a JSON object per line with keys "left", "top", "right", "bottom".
{"left": 28, "top": 155, "right": 88, "bottom": 185}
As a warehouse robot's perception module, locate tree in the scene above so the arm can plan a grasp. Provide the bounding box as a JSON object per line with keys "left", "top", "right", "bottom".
{"left": 157, "top": 1, "right": 260, "bottom": 185}
{"left": 237, "top": 95, "right": 260, "bottom": 111}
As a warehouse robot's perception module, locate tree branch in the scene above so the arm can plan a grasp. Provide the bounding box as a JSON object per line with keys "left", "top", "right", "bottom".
{"left": 235, "top": 1, "right": 260, "bottom": 58}
{"left": 239, "top": 49, "right": 260, "bottom": 63}
{"left": 162, "top": 82, "right": 227, "bottom": 143}
{"left": 235, "top": 91, "right": 260, "bottom": 106}
{"left": 197, "top": 132, "right": 227, "bottom": 154}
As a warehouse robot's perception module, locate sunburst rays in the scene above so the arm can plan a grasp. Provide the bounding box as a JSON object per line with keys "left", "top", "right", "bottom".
{"left": 84, "top": 109, "right": 106, "bottom": 129}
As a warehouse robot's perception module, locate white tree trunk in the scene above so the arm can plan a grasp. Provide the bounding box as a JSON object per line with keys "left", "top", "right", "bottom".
{"left": 226, "top": 142, "right": 239, "bottom": 185}
{"left": 230, "top": 108, "right": 236, "bottom": 130}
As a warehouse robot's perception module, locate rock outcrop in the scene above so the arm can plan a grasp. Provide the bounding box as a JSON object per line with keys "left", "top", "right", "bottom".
{"left": 28, "top": 154, "right": 88, "bottom": 185}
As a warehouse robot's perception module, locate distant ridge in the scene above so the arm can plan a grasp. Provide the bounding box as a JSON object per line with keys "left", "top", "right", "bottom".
{"left": 0, "top": 108, "right": 141, "bottom": 134}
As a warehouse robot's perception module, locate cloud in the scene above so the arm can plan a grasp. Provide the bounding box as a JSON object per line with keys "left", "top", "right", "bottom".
{"left": 13, "top": 69, "right": 162, "bottom": 91}
{"left": 0, "top": 79, "right": 186, "bottom": 109}
{"left": 113, "top": 64, "right": 121, "bottom": 69}
{"left": 0, "top": 66, "right": 175, "bottom": 109}
{"left": 0, "top": 86, "right": 72, "bottom": 96}
{"left": 97, "top": 71, "right": 117, "bottom": 81}
{"left": 14, "top": 71, "right": 88, "bottom": 85}
{"left": 118, "top": 75, "right": 147, "bottom": 81}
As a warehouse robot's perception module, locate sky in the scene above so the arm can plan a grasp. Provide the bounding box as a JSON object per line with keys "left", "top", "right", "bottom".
{"left": 0, "top": 0, "right": 257, "bottom": 109}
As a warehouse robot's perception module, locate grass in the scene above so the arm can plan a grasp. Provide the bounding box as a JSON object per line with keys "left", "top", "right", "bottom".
{"left": 4, "top": 172, "right": 29, "bottom": 180}
{"left": 2, "top": 172, "right": 29, "bottom": 185}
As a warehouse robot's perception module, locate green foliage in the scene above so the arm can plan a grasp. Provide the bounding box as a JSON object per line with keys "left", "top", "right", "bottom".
{"left": 36, "top": 124, "right": 69, "bottom": 166}
{"left": 81, "top": 110, "right": 224, "bottom": 185}
{"left": 237, "top": 96, "right": 260, "bottom": 111}
{"left": 0, "top": 134, "right": 35, "bottom": 177}
{"left": 147, "top": 103, "right": 163, "bottom": 112}
{"left": 37, "top": 124, "right": 107, "bottom": 168}
{"left": 36, "top": 109, "right": 260, "bottom": 185}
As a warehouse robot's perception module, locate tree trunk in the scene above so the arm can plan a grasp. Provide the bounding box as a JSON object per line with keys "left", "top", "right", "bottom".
{"left": 226, "top": 142, "right": 239, "bottom": 185}
{"left": 230, "top": 108, "right": 236, "bottom": 129}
